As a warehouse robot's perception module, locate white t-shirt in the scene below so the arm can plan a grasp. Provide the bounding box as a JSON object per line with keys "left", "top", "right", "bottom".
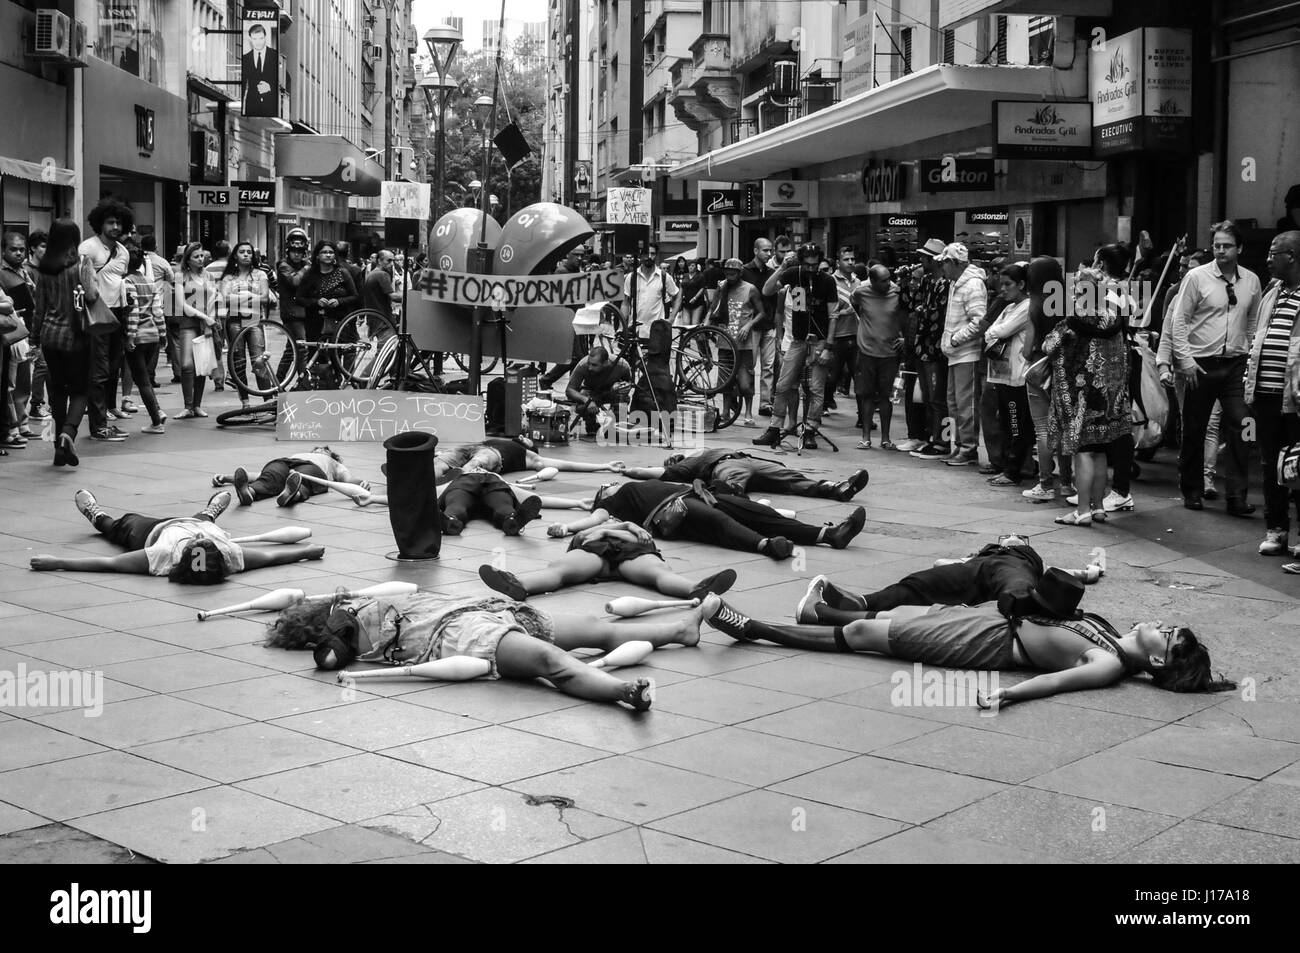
{"left": 623, "top": 267, "right": 679, "bottom": 333}
{"left": 78, "top": 237, "right": 131, "bottom": 308}
{"left": 143, "top": 519, "right": 244, "bottom": 576}
{"left": 288, "top": 452, "right": 352, "bottom": 483}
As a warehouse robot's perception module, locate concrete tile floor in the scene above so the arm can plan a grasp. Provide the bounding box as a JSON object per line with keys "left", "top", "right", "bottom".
{"left": 0, "top": 379, "right": 1298, "bottom": 862}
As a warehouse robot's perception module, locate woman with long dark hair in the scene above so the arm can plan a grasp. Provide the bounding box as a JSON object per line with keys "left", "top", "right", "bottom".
{"left": 121, "top": 239, "right": 166, "bottom": 433}
{"left": 29, "top": 219, "right": 95, "bottom": 466}
{"left": 174, "top": 242, "right": 218, "bottom": 419}
{"left": 1021, "top": 256, "right": 1072, "bottom": 502}
{"left": 296, "top": 240, "right": 358, "bottom": 342}
{"left": 220, "top": 240, "right": 274, "bottom": 411}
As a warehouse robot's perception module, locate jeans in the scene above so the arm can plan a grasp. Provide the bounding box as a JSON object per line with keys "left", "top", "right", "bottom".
{"left": 1179, "top": 355, "right": 1249, "bottom": 501}
{"left": 946, "top": 360, "right": 983, "bottom": 453}
{"left": 827, "top": 336, "right": 858, "bottom": 398}
{"left": 750, "top": 328, "right": 777, "bottom": 407}
{"left": 855, "top": 354, "right": 900, "bottom": 440}
{"left": 42, "top": 346, "right": 91, "bottom": 441}
{"left": 7, "top": 347, "right": 35, "bottom": 434}
{"left": 772, "top": 338, "right": 828, "bottom": 429}
{"left": 1251, "top": 392, "right": 1300, "bottom": 532}
{"left": 176, "top": 326, "right": 208, "bottom": 410}
{"left": 918, "top": 358, "right": 948, "bottom": 445}
{"left": 441, "top": 473, "right": 520, "bottom": 529}
{"left": 98, "top": 510, "right": 215, "bottom": 551}
{"left": 994, "top": 384, "right": 1035, "bottom": 481}
{"left": 864, "top": 546, "right": 1044, "bottom": 611}
{"left": 246, "top": 459, "right": 328, "bottom": 501}
{"left": 671, "top": 495, "right": 822, "bottom": 549}
{"left": 710, "top": 456, "right": 821, "bottom": 497}
{"left": 124, "top": 343, "right": 163, "bottom": 426}
{"left": 165, "top": 319, "right": 182, "bottom": 380}
{"left": 902, "top": 368, "right": 928, "bottom": 441}
{"left": 88, "top": 316, "right": 128, "bottom": 431}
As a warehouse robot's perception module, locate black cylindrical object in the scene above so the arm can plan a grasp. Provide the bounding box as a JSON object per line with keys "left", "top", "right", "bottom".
{"left": 384, "top": 431, "right": 442, "bottom": 559}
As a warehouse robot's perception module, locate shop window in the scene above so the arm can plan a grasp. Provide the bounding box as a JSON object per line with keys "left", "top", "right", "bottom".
{"left": 92, "top": 0, "right": 169, "bottom": 89}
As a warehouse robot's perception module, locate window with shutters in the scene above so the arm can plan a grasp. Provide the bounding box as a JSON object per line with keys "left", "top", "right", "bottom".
{"left": 942, "top": 29, "right": 955, "bottom": 65}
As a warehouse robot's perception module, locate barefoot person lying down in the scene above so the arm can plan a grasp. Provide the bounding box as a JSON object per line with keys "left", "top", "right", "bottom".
{"left": 704, "top": 578, "right": 1234, "bottom": 707}
{"left": 212, "top": 446, "right": 361, "bottom": 507}
{"left": 479, "top": 518, "right": 738, "bottom": 601}
{"left": 30, "top": 490, "right": 325, "bottom": 584}
{"left": 556, "top": 480, "right": 866, "bottom": 560}
{"left": 432, "top": 436, "right": 625, "bottom": 479}
{"left": 618, "top": 447, "right": 871, "bottom": 502}
{"left": 266, "top": 590, "right": 725, "bottom": 711}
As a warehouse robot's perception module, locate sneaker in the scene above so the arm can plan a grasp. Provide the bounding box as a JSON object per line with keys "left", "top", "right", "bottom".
{"left": 797, "top": 575, "right": 828, "bottom": 623}
{"left": 895, "top": 438, "right": 924, "bottom": 452}
{"left": 945, "top": 449, "right": 979, "bottom": 466}
{"left": 74, "top": 489, "right": 104, "bottom": 525}
{"left": 742, "top": 415, "right": 756, "bottom": 427}
{"left": 1203, "top": 484, "right": 1220, "bottom": 501}
{"left": 1022, "top": 483, "right": 1057, "bottom": 503}
{"left": 824, "top": 507, "right": 866, "bottom": 550}
{"left": 762, "top": 536, "right": 794, "bottom": 560}
{"left": 911, "top": 443, "right": 948, "bottom": 459}
{"left": 203, "top": 491, "right": 232, "bottom": 520}
{"left": 1101, "top": 490, "right": 1134, "bottom": 512}
{"left": 107, "top": 425, "right": 129, "bottom": 439}
{"left": 478, "top": 565, "right": 528, "bottom": 601}
{"left": 120, "top": 400, "right": 139, "bottom": 415}
{"left": 752, "top": 426, "right": 782, "bottom": 448}
{"left": 801, "top": 432, "right": 818, "bottom": 451}
{"left": 277, "top": 470, "right": 304, "bottom": 507}
{"left": 28, "top": 405, "right": 50, "bottom": 420}
{"left": 191, "top": 407, "right": 209, "bottom": 418}
{"left": 232, "top": 467, "right": 254, "bottom": 506}
{"left": 706, "top": 600, "right": 755, "bottom": 641}
{"left": 1260, "top": 529, "right": 1289, "bottom": 556}
{"left": 106, "top": 408, "right": 127, "bottom": 421}
{"left": 90, "top": 428, "right": 126, "bottom": 442}
{"left": 142, "top": 423, "right": 165, "bottom": 434}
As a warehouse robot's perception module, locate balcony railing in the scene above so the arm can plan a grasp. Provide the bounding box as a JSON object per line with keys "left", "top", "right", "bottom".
{"left": 728, "top": 118, "right": 757, "bottom": 144}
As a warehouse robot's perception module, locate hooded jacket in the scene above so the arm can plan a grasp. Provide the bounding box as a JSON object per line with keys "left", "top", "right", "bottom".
{"left": 940, "top": 263, "right": 988, "bottom": 365}
{"left": 850, "top": 280, "right": 904, "bottom": 358}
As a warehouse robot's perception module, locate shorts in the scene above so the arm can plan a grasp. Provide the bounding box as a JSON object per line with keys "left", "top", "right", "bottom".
{"left": 885, "top": 604, "right": 1015, "bottom": 670}
{"left": 434, "top": 601, "right": 555, "bottom": 679}
{"left": 568, "top": 534, "right": 663, "bottom": 579}
{"left": 855, "top": 354, "right": 901, "bottom": 402}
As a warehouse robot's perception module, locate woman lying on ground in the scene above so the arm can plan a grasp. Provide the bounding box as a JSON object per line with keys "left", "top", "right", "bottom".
{"left": 432, "top": 436, "right": 624, "bottom": 480}
{"left": 211, "top": 446, "right": 359, "bottom": 506}
{"left": 266, "top": 590, "right": 725, "bottom": 712}
{"left": 30, "top": 490, "right": 324, "bottom": 583}
{"left": 478, "top": 518, "right": 738, "bottom": 601}
{"left": 703, "top": 595, "right": 1234, "bottom": 707}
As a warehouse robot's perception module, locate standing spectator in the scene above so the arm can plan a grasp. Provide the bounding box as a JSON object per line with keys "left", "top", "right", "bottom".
{"left": 706, "top": 258, "right": 764, "bottom": 426}
{"left": 909, "top": 239, "right": 952, "bottom": 459}
{"left": 29, "top": 219, "right": 95, "bottom": 466}
{"left": 174, "top": 242, "right": 218, "bottom": 419}
{"left": 220, "top": 241, "right": 274, "bottom": 412}
{"left": 1244, "top": 231, "right": 1300, "bottom": 557}
{"left": 0, "top": 283, "right": 12, "bottom": 453}
{"left": 826, "top": 246, "right": 860, "bottom": 416}
{"left": 622, "top": 246, "right": 680, "bottom": 427}
{"left": 894, "top": 264, "right": 928, "bottom": 451}
{"left": 23, "top": 230, "right": 49, "bottom": 418}
{"left": 1021, "top": 256, "right": 1074, "bottom": 503}
{"left": 276, "top": 228, "right": 311, "bottom": 342}
{"left": 122, "top": 239, "right": 166, "bottom": 434}
{"left": 362, "top": 249, "right": 401, "bottom": 322}
{"left": 139, "top": 234, "right": 174, "bottom": 388}
{"left": 983, "top": 262, "right": 1035, "bottom": 486}
{"left": 935, "top": 242, "right": 987, "bottom": 466}
{"left": 739, "top": 238, "right": 779, "bottom": 416}
{"left": 755, "top": 243, "right": 838, "bottom": 450}
{"left": 78, "top": 198, "right": 133, "bottom": 442}
{"left": 296, "top": 240, "right": 358, "bottom": 342}
{"left": 621, "top": 244, "right": 681, "bottom": 332}
{"left": 334, "top": 240, "right": 365, "bottom": 291}
{"left": 1157, "top": 249, "right": 1217, "bottom": 496}
{"left": 1277, "top": 184, "right": 1300, "bottom": 232}
{"left": 1164, "top": 221, "right": 1263, "bottom": 514}
{"left": 850, "top": 264, "right": 904, "bottom": 449}
{"left": 1045, "top": 264, "right": 1132, "bottom": 526}
{"left": 203, "top": 239, "right": 231, "bottom": 283}
{"left": 1, "top": 232, "right": 37, "bottom": 448}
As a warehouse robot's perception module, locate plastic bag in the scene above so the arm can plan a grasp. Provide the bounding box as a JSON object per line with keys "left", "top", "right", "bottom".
{"left": 192, "top": 334, "right": 217, "bottom": 377}
{"left": 1130, "top": 336, "right": 1167, "bottom": 450}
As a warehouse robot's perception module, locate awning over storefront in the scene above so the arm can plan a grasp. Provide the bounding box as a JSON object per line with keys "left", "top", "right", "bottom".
{"left": 274, "top": 135, "right": 383, "bottom": 197}
{"left": 669, "top": 63, "right": 1086, "bottom": 183}
{"left": 0, "top": 155, "right": 75, "bottom": 188}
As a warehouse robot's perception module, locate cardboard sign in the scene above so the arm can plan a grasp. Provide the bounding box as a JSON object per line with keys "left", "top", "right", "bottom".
{"left": 380, "top": 180, "right": 431, "bottom": 220}
{"left": 419, "top": 268, "right": 624, "bottom": 309}
{"left": 277, "top": 391, "right": 485, "bottom": 443}
{"left": 606, "top": 188, "right": 652, "bottom": 226}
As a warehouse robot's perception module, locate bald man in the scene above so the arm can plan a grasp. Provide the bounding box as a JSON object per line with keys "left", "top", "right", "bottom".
{"left": 850, "top": 264, "right": 905, "bottom": 448}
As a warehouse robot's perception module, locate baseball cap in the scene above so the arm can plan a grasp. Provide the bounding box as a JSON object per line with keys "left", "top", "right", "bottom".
{"left": 934, "top": 242, "right": 970, "bottom": 263}
{"left": 723, "top": 257, "right": 744, "bottom": 270}
{"left": 921, "top": 237, "right": 947, "bottom": 256}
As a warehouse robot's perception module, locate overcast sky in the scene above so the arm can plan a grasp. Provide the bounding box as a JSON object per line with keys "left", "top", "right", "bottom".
{"left": 412, "top": 0, "right": 549, "bottom": 52}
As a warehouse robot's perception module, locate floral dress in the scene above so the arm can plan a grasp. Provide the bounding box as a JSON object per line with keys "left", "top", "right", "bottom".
{"left": 1043, "top": 285, "right": 1131, "bottom": 454}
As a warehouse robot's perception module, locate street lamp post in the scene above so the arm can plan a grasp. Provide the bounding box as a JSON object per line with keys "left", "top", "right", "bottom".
{"left": 467, "top": 93, "right": 497, "bottom": 399}
{"left": 422, "top": 26, "right": 462, "bottom": 227}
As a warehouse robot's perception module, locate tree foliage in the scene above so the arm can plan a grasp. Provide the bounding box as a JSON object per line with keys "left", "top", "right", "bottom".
{"left": 437, "top": 36, "right": 545, "bottom": 221}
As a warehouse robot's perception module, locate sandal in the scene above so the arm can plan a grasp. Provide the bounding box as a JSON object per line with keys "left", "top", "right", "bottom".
{"left": 1091, "top": 509, "right": 1108, "bottom": 522}
{"left": 879, "top": 441, "right": 897, "bottom": 451}
{"left": 191, "top": 407, "right": 209, "bottom": 418}
{"left": 856, "top": 439, "right": 872, "bottom": 450}
{"left": 1055, "top": 511, "right": 1093, "bottom": 527}
{"left": 987, "top": 474, "right": 1019, "bottom": 487}
{"left": 176, "top": 409, "right": 196, "bottom": 420}
{"left": 1282, "top": 563, "right": 1300, "bottom": 575}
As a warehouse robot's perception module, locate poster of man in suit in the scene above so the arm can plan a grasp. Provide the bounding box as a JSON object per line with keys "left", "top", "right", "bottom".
{"left": 241, "top": 8, "right": 279, "bottom": 118}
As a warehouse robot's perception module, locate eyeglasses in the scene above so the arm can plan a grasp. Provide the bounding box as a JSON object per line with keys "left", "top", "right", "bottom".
{"left": 997, "top": 534, "right": 1030, "bottom": 545}
{"left": 1159, "top": 626, "right": 1177, "bottom": 659}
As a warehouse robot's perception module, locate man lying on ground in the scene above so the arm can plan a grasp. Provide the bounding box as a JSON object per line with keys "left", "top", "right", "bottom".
{"left": 617, "top": 447, "right": 870, "bottom": 502}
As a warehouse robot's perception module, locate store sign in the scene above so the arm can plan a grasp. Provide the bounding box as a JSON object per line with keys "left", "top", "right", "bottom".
{"left": 967, "top": 210, "right": 1009, "bottom": 225}
{"left": 1011, "top": 207, "right": 1033, "bottom": 254}
{"left": 1091, "top": 27, "right": 1192, "bottom": 156}
{"left": 885, "top": 215, "right": 919, "bottom": 228}
{"left": 762, "top": 180, "right": 815, "bottom": 215}
{"left": 699, "top": 188, "right": 741, "bottom": 216}
{"left": 992, "top": 101, "right": 1092, "bottom": 159}
{"left": 233, "top": 180, "right": 276, "bottom": 208}
{"left": 658, "top": 217, "right": 700, "bottom": 243}
{"left": 134, "top": 105, "right": 155, "bottom": 155}
{"left": 919, "top": 158, "right": 995, "bottom": 193}
{"left": 188, "top": 186, "right": 239, "bottom": 211}
{"left": 606, "top": 187, "right": 652, "bottom": 226}
{"left": 861, "top": 160, "right": 905, "bottom": 203}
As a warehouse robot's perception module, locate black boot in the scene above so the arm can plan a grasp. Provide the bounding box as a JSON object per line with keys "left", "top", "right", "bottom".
{"left": 752, "top": 426, "right": 782, "bottom": 448}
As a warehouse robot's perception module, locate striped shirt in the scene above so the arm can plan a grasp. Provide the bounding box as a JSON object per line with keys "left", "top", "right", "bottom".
{"left": 1255, "top": 288, "right": 1300, "bottom": 394}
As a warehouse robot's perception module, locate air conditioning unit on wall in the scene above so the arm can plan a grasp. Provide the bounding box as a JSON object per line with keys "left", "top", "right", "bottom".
{"left": 30, "top": 9, "right": 72, "bottom": 60}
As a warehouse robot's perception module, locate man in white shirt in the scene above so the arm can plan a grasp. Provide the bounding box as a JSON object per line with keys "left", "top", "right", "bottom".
{"left": 621, "top": 244, "right": 681, "bottom": 334}
{"left": 78, "top": 199, "right": 134, "bottom": 441}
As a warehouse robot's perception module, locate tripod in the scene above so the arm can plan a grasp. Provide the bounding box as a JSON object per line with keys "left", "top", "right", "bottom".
{"left": 779, "top": 336, "right": 838, "bottom": 455}
{"left": 387, "top": 243, "right": 446, "bottom": 393}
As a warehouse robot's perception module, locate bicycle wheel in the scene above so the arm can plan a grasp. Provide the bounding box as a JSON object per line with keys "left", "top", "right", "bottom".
{"left": 229, "top": 320, "right": 296, "bottom": 397}
{"left": 675, "top": 325, "right": 738, "bottom": 396}
{"left": 331, "top": 309, "right": 400, "bottom": 386}
{"left": 217, "top": 399, "right": 278, "bottom": 428}
{"left": 450, "top": 351, "right": 500, "bottom": 375}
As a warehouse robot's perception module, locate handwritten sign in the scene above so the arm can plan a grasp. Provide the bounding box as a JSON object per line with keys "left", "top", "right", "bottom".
{"left": 606, "top": 187, "right": 652, "bottom": 226}
{"left": 277, "top": 391, "right": 486, "bottom": 443}
{"left": 420, "top": 268, "right": 624, "bottom": 308}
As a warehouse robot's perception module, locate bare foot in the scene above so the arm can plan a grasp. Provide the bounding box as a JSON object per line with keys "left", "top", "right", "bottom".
{"left": 623, "top": 677, "right": 655, "bottom": 711}
{"left": 674, "top": 593, "right": 718, "bottom": 647}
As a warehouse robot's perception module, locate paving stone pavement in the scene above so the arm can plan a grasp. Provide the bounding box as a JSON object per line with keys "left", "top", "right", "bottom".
{"left": 1, "top": 382, "right": 1298, "bottom": 863}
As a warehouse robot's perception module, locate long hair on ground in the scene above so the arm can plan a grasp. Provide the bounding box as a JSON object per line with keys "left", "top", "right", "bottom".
{"left": 264, "top": 599, "right": 335, "bottom": 650}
